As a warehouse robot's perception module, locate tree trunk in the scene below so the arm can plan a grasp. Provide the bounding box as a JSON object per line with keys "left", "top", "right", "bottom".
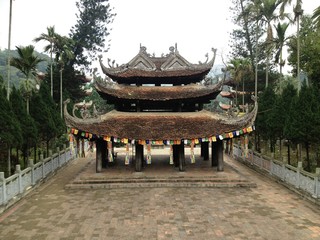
{"left": 34, "top": 145, "right": 37, "bottom": 162}
{"left": 287, "top": 140, "right": 291, "bottom": 165}
{"left": 279, "top": 138, "right": 282, "bottom": 161}
{"left": 242, "top": 80, "right": 245, "bottom": 111}
{"left": 235, "top": 84, "right": 238, "bottom": 106}
{"left": 7, "top": 147, "right": 11, "bottom": 176}
{"left": 256, "top": 133, "right": 261, "bottom": 153}
{"left": 266, "top": 53, "right": 269, "bottom": 88}
{"left": 305, "top": 142, "right": 311, "bottom": 172}
{"left": 46, "top": 140, "right": 50, "bottom": 157}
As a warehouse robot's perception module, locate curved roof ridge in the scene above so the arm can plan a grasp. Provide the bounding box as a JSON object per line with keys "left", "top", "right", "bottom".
{"left": 98, "top": 44, "right": 216, "bottom": 83}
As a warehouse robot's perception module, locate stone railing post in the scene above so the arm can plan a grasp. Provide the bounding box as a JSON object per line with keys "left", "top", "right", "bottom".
{"left": 49, "top": 150, "right": 53, "bottom": 173}
{"left": 282, "top": 158, "right": 288, "bottom": 181}
{"left": 56, "top": 147, "right": 61, "bottom": 167}
{"left": 314, "top": 168, "right": 320, "bottom": 198}
{"left": 63, "top": 144, "right": 67, "bottom": 164}
{"left": 15, "top": 165, "right": 23, "bottom": 194}
{"left": 257, "top": 152, "right": 263, "bottom": 169}
{"left": 40, "top": 153, "right": 45, "bottom": 179}
{"left": 270, "top": 159, "right": 274, "bottom": 176}
{"left": 0, "top": 172, "right": 7, "bottom": 205}
{"left": 296, "top": 162, "right": 303, "bottom": 189}
{"left": 29, "top": 159, "right": 35, "bottom": 186}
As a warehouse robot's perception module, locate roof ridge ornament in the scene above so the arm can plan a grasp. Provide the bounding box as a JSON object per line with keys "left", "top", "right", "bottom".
{"left": 199, "top": 48, "right": 217, "bottom": 65}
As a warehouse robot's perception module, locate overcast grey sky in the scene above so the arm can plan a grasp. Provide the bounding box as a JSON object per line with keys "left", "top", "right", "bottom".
{"left": 0, "top": 0, "right": 318, "bottom": 73}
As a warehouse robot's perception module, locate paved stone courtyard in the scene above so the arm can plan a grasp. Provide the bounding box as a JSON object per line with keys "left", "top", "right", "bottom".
{"left": 0, "top": 147, "right": 320, "bottom": 239}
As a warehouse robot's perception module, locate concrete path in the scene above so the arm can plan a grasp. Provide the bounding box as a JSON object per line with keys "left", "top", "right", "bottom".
{"left": 0, "top": 149, "right": 320, "bottom": 240}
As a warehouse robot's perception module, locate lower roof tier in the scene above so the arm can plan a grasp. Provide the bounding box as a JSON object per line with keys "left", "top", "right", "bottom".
{"left": 65, "top": 104, "right": 257, "bottom": 140}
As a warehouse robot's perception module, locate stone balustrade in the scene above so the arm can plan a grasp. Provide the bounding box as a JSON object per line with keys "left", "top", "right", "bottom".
{"left": 0, "top": 144, "right": 79, "bottom": 210}
{"left": 233, "top": 145, "right": 320, "bottom": 200}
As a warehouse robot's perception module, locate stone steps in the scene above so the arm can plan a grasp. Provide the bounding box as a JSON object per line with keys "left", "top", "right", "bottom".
{"left": 65, "top": 152, "right": 257, "bottom": 189}
{"left": 65, "top": 177, "right": 257, "bottom": 189}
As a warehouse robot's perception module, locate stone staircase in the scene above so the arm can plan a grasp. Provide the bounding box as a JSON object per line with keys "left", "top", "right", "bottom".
{"left": 65, "top": 150, "right": 257, "bottom": 189}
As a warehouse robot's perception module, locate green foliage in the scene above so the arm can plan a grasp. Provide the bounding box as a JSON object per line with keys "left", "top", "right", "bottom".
{"left": 10, "top": 45, "right": 45, "bottom": 113}
{"left": 229, "top": 0, "right": 281, "bottom": 91}
{"left": 312, "top": 5, "right": 320, "bottom": 29}
{"left": 10, "top": 45, "right": 44, "bottom": 78}
{"left": 288, "top": 85, "right": 320, "bottom": 143}
{"left": 0, "top": 87, "right": 22, "bottom": 149}
{"left": 256, "top": 86, "right": 277, "bottom": 150}
{"left": 10, "top": 87, "right": 38, "bottom": 160}
{"left": 31, "top": 1, "right": 116, "bottom": 104}
{"left": 269, "top": 83, "right": 297, "bottom": 142}
{"left": 0, "top": 48, "right": 49, "bottom": 89}
{"left": 283, "top": 84, "right": 320, "bottom": 170}
{"left": 39, "top": 83, "right": 66, "bottom": 136}
{"left": 273, "top": 21, "right": 291, "bottom": 73}
{"left": 287, "top": 15, "right": 320, "bottom": 88}
{"left": 84, "top": 86, "right": 113, "bottom": 113}
{"left": 30, "top": 95, "right": 55, "bottom": 154}
{"left": 30, "top": 83, "right": 65, "bottom": 149}
{"left": 70, "top": 0, "right": 116, "bottom": 70}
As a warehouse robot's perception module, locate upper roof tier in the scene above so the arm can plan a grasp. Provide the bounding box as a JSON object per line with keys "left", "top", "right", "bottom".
{"left": 99, "top": 44, "right": 217, "bottom": 85}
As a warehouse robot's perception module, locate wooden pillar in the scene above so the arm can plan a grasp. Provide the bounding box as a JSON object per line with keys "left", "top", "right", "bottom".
{"left": 135, "top": 143, "right": 143, "bottom": 172}
{"left": 76, "top": 137, "right": 80, "bottom": 157}
{"left": 136, "top": 100, "right": 141, "bottom": 112}
{"left": 173, "top": 145, "right": 179, "bottom": 168}
{"left": 225, "top": 139, "right": 229, "bottom": 154}
{"left": 212, "top": 141, "right": 224, "bottom": 171}
{"left": 200, "top": 142, "right": 204, "bottom": 157}
{"left": 96, "top": 139, "right": 103, "bottom": 173}
{"left": 101, "top": 140, "right": 108, "bottom": 168}
{"left": 211, "top": 141, "right": 218, "bottom": 167}
{"left": 230, "top": 139, "right": 233, "bottom": 155}
{"left": 111, "top": 140, "right": 115, "bottom": 160}
{"left": 179, "top": 142, "right": 186, "bottom": 172}
{"left": 217, "top": 140, "right": 224, "bottom": 171}
{"left": 81, "top": 139, "right": 85, "bottom": 157}
{"left": 225, "top": 139, "right": 233, "bottom": 155}
{"left": 202, "top": 142, "right": 209, "bottom": 161}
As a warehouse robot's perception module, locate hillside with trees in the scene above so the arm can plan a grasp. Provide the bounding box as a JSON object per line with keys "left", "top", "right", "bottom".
{"left": 0, "top": 49, "right": 49, "bottom": 88}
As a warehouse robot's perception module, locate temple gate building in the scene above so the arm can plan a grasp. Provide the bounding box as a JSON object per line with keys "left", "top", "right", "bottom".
{"left": 64, "top": 45, "right": 257, "bottom": 172}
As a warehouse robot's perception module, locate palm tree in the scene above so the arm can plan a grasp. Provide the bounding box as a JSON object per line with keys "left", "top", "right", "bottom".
{"left": 312, "top": 5, "right": 320, "bottom": 29}
{"left": 256, "top": 0, "right": 281, "bottom": 88}
{"left": 274, "top": 22, "right": 291, "bottom": 74}
{"left": 34, "top": 26, "right": 58, "bottom": 97}
{"left": 227, "top": 58, "right": 253, "bottom": 108}
{"left": 6, "top": 0, "right": 13, "bottom": 175}
{"left": 6, "top": 0, "right": 13, "bottom": 100}
{"left": 10, "top": 45, "right": 44, "bottom": 114}
{"left": 54, "top": 35, "right": 75, "bottom": 117}
{"left": 280, "top": 0, "right": 303, "bottom": 89}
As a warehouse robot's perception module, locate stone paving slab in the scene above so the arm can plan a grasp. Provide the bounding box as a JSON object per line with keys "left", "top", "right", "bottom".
{"left": 0, "top": 147, "right": 320, "bottom": 239}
